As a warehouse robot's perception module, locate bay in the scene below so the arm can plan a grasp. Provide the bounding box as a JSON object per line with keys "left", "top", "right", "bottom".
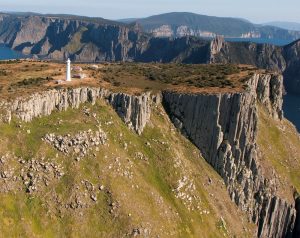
{"left": 225, "top": 38, "right": 293, "bottom": 46}
{"left": 283, "top": 93, "right": 300, "bottom": 131}
{"left": 0, "top": 44, "right": 26, "bottom": 60}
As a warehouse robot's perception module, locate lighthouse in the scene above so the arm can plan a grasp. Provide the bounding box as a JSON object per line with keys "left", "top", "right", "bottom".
{"left": 66, "top": 58, "right": 71, "bottom": 82}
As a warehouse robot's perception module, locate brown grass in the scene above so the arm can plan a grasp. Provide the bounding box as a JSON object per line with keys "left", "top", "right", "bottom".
{"left": 0, "top": 60, "right": 263, "bottom": 99}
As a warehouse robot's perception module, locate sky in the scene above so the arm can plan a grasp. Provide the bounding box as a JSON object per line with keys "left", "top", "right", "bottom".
{"left": 1, "top": 0, "right": 300, "bottom": 23}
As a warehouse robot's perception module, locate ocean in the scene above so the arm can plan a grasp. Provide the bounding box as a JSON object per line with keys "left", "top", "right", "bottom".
{"left": 283, "top": 94, "right": 300, "bottom": 131}
{"left": 0, "top": 44, "right": 299, "bottom": 131}
{"left": 0, "top": 44, "right": 25, "bottom": 60}
{"left": 225, "top": 38, "right": 293, "bottom": 46}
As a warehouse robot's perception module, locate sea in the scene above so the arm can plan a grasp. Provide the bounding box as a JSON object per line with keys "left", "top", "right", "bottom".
{"left": 0, "top": 44, "right": 26, "bottom": 60}
{"left": 1, "top": 43, "right": 300, "bottom": 131}
{"left": 283, "top": 94, "right": 300, "bottom": 131}
{"left": 225, "top": 38, "right": 293, "bottom": 46}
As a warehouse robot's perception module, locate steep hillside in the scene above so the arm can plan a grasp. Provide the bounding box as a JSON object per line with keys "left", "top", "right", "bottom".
{"left": 257, "top": 107, "right": 300, "bottom": 197}
{"left": 123, "top": 12, "right": 300, "bottom": 40}
{"left": 0, "top": 95, "right": 255, "bottom": 237}
{"left": 257, "top": 107, "right": 300, "bottom": 238}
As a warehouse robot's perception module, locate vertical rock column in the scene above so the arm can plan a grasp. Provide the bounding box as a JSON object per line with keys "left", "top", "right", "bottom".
{"left": 108, "top": 92, "right": 151, "bottom": 135}
{"left": 162, "top": 73, "right": 295, "bottom": 238}
{"left": 294, "top": 197, "right": 300, "bottom": 238}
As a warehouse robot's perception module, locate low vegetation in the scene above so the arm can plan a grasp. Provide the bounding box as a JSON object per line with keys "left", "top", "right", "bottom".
{"left": 257, "top": 107, "right": 300, "bottom": 202}
{"left": 0, "top": 59, "right": 22, "bottom": 64}
{"left": 12, "top": 77, "right": 53, "bottom": 87}
{"left": 0, "top": 60, "right": 259, "bottom": 99}
{"left": 100, "top": 63, "right": 254, "bottom": 90}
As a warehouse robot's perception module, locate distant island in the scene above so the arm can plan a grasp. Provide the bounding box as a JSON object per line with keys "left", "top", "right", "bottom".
{"left": 118, "top": 12, "right": 300, "bottom": 40}
{"left": 264, "top": 21, "right": 300, "bottom": 31}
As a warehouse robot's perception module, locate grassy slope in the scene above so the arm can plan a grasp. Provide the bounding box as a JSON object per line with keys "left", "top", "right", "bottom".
{"left": 0, "top": 100, "right": 255, "bottom": 237}
{"left": 257, "top": 107, "right": 300, "bottom": 202}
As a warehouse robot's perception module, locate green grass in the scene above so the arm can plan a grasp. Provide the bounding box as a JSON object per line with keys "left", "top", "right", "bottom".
{"left": 258, "top": 107, "right": 300, "bottom": 196}
{"left": 0, "top": 100, "right": 254, "bottom": 237}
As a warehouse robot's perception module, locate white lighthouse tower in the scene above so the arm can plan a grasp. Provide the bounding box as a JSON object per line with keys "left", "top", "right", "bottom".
{"left": 66, "top": 58, "right": 71, "bottom": 82}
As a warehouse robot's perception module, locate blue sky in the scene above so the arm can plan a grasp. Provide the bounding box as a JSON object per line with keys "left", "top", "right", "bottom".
{"left": 1, "top": 0, "right": 300, "bottom": 23}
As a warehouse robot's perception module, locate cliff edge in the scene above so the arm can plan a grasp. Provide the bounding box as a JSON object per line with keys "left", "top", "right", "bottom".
{"left": 162, "top": 73, "right": 297, "bottom": 237}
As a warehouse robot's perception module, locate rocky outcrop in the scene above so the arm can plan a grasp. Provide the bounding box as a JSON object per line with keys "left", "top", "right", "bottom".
{"left": 109, "top": 92, "right": 151, "bottom": 135}
{"left": 162, "top": 73, "right": 296, "bottom": 237}
{"left": 210, "top": 36, "right": 225, "bottom": 63}
{"left": 255, "top": 74, "right": 283, "bottom": 120}
{"left": 43, "top": 129, "right": 107, "bottom": 159}
{"left": 0, "top": 87, "right": 151, "bottom": 134}
{"left": 6, "top": 87, "right": 109, "bottom": 122}
{"left": 211, "top": 40, "right": 286, "bottom": 72}
{"left": 149, "top": 25, "right": 174, "bottom": 38}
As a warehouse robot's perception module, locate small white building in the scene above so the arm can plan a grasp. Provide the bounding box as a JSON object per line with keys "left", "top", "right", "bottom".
{"left": 73, "top": 73, "right": 87, "bottom": 79}
{"left": 72, "top": 66, "right": 83, "bottom": 72}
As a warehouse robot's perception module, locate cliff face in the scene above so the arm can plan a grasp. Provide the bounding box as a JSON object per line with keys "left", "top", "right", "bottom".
{"left": 148, "top": 24, "right": 216, "bottom": 38}
{"left": 295, "top": 197, "right": 300, "bottom": 237}
{"left": 283, "top": 40, "right": 300, "bottom": 94}
{"left": 109, "top": 92, "right": 151, "bottom": 135}
{"left": 134, "top": 36, "right": 211, "bottom": 64}
{"left": 0, "top": 14, "right": 149, "bottom": 62}
{"left": 162, "top": 73, "right": 296, "bottom": 237}
{"left": 133, "top": 12, "right": 300, "bottom": 40}
{"left": 1, "top": 87, "right": 151, "bottom": 135}
{"left": 210, "top": 36, "right": 286, "bottom": 71}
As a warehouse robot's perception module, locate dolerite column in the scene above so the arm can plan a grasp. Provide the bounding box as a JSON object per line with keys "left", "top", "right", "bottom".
{"left": 294, "top": 197, "right": 300, "bottom": 238}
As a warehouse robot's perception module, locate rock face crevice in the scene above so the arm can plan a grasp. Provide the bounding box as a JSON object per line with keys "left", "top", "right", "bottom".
{"left": 162, "top": 73, "right": 296, "bottom": 237}
{"left": 294, "top": 197, "right": 300, "bottom": 238}
{"left": 109, "top": 92, "right": 151, "bottom": 135}
{"left": 0, "top": 87, "right": 151, "bottom": 134}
